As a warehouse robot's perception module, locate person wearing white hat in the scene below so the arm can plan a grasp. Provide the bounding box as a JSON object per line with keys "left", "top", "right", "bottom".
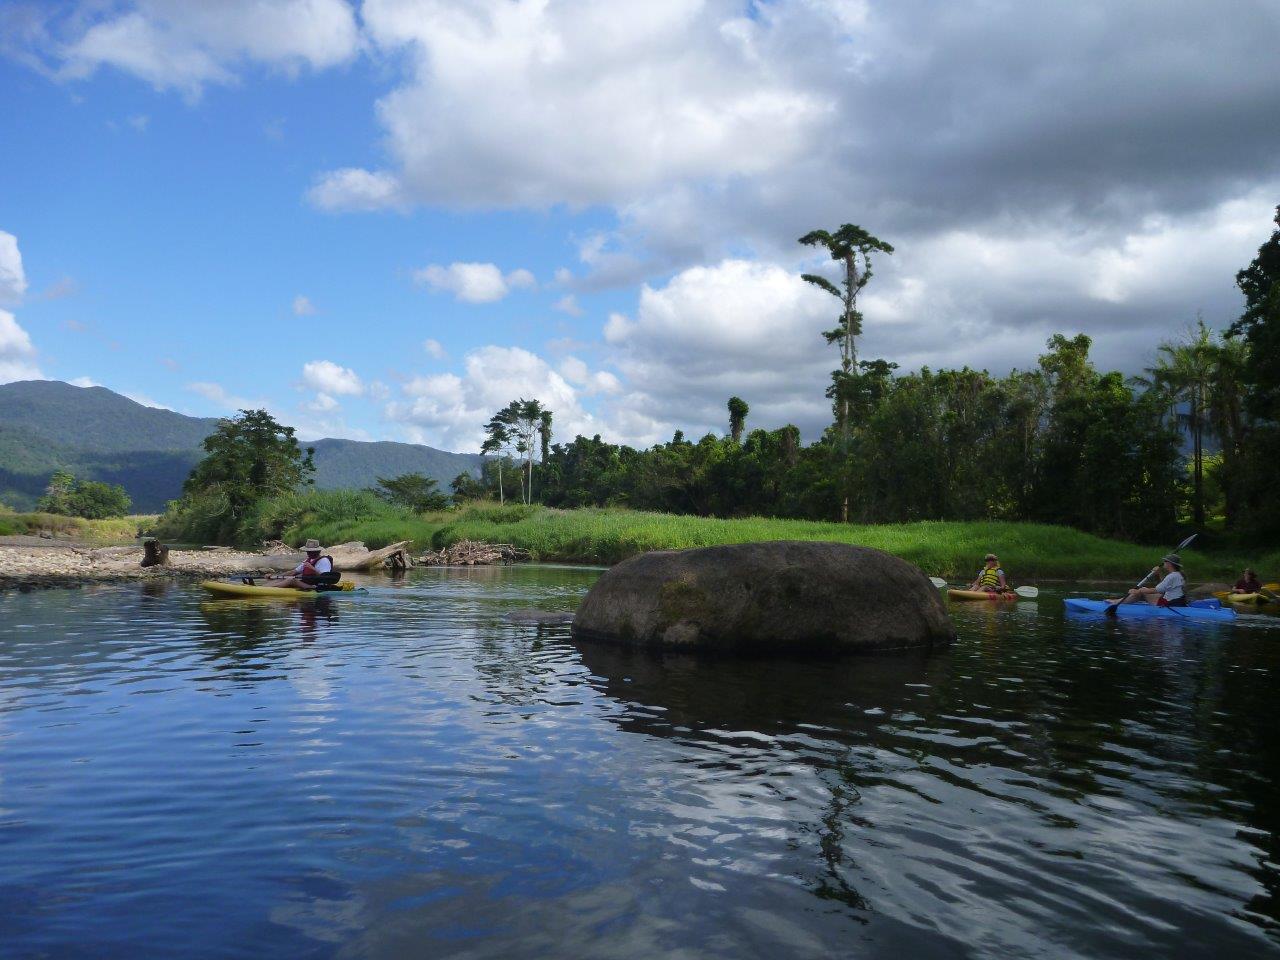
{"left": 244, "top": 539, "right": 338, "bottom": 590}
{"left": 1108, "top": 553, "right": 1187, "bottom": 607}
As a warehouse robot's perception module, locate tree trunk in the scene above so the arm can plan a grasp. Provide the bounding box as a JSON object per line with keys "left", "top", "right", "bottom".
{"left": 1192, "top": 398, "right": 1204, "bottom": 527}
{"left": 498, "top": 459, "right": 505, "bottom": 505}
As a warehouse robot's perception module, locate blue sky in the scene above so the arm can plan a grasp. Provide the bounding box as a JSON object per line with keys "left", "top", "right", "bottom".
{"left": 1, "top": 1, "right": 1277, "bottom": 452}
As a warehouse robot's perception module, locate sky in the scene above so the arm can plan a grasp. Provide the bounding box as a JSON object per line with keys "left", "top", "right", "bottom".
{"left": 1, "top": 0, "right": 1278, "bottom": 453}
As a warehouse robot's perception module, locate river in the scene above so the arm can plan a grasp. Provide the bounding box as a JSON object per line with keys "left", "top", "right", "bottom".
{"left": 2, "top": 566, "right": 1279, "bottom": 958}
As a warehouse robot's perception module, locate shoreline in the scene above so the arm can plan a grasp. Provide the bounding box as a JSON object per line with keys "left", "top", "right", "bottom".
{"left": 0, "top": 544, "right": 285, "bottom": 592}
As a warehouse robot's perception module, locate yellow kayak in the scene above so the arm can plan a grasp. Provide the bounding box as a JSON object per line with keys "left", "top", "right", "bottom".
{"left": 947, "top": 588, "right": 1018, "bottom": 602}
{"left": 201, "top": 580, "right": 354, "bottom": 599}
{"left": 1222, "top": 592, "right": 1273, "bottom": 606}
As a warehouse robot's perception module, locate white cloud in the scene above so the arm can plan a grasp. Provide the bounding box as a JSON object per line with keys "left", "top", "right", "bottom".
{"left": 0, "top": 231, "right": 27, "bottom": 304}
{"left": 319, "top": 0, "right": 827, "bottom": 208}
{"left": 413, "top": 262, "right": 536, "bottom": 304}
{"left": 186, "top": 381, "right": 261, "bottom": 411}
{"left": 307, "top": 392, "right": 339, "bottom": 412}
{"left": 307, "top": 167, "right": 405, "bottom": 212}
{"left": 292, "top": 294, "right": 317, "bottom": 316}
{"left": 559, "top": 356, "right": 621, "bottom": 396}
{"left": 69, "top": 376, "right": 100, "bottom": 388}
{"left": 301, "top": 359, "right": 363, "bottom": 396}
{"left": 0, "top": 310, "right": 42, "bottom": 383}
{"left": 127, "top": 113, "right": 149, "bottom": 132}
{"left": 553, "top": 294, "right": 583, "bottom": 316}
{"left": 386, "top": 345, "right": 597, "bottom": 451}
{"left": 422, "top": 338, "right": 447, "bottom": 359}
{"left": 600, "top": 259, "right": 837, "bottom": 440}
{"left": 122, "top": 390, "right": 169, "bottom": 409}
{"left": 54, "top": 1, "right": 360, "bottom": 97}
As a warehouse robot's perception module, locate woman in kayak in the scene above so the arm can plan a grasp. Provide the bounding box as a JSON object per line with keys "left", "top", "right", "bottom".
{"left": 968, "top": 553, "right": 1010, "bottom": 594}
{"left": 1232, "top": 568, "right": 1263, "bottom": 594}
{"left": 1109, "top": 554, "right": 1187, "bottom": 607}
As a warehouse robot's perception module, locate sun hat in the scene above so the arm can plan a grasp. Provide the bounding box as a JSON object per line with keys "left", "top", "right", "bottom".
{"left": 303, "top": 539, "right": 323, "bottom": 553}
{"left": 1161, "top": 553, "right": 1182, "bottom": 568}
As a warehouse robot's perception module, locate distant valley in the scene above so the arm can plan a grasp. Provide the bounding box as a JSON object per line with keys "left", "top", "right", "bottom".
{"left": 0, "top": 380, "right": 482, "bottom": 512}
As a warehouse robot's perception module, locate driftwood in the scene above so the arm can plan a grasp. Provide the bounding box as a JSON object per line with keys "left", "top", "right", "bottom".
{"left": 331, "top": 540, "right": 411, "bottom": 572}
{"left": 416, "top": 540, "right": 530, "bottom": 567}
{"left": 141, "top": 539, "right": 169, "bottom": 567}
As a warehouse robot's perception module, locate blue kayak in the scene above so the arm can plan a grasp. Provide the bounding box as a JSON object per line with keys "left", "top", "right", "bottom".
{"left": 1064, "top": 597, "right": 1236, "bottom": 622}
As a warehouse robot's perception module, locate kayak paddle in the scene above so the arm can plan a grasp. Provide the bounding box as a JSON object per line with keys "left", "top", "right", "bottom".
{"left": 1104, "top": 533, "right": 1197, "bottom": 616}
{"left": 929, "top": 576, "right": 1038, "bottom": 598}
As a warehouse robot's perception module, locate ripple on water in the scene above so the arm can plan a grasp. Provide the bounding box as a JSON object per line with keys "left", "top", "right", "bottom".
{"left": 1, "top": 575, "right": 1279, "bottom": 958}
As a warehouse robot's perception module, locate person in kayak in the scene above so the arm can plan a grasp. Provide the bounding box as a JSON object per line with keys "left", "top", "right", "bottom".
{"left": 245, "top": 539, "right": 340, "bottom": 590}
{"left": 1109, "top": 554, "right": 1187, "bottom": 607}
{"left": 1232, "top": 568, "right": 1262, "bottom": 594}
{"left": 968, "top": 553, "right": 1010, "bottom": 594}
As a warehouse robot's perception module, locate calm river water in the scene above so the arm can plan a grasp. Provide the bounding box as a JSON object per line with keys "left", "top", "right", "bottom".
{"left": 3, "top": 567, "right": 1280, "bottom": 959}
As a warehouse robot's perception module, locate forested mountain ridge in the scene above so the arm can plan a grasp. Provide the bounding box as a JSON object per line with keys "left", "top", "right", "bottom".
{"left": 0, "top": 380, "right": 481, "bottom": 511}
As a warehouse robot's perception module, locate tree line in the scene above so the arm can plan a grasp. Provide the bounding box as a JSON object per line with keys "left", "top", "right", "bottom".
{"left": 462, "top": 208, "right": 1280, "bottom": 545}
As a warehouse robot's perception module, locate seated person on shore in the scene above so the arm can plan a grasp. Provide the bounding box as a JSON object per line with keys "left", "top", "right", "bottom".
{"left": 249, "top": 540, "right": 339, "bottom": 590}
{"left": 1232, "top": 568, "right": 1262, "bottom": 594}
{"left": 1109, "top": 554, "right": 1187, "bottom": 607}
{"left": 968, "top": 553, "right": 1009, "bottom": 593}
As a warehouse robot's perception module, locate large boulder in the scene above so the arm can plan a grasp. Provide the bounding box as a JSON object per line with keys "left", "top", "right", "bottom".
{"left": 572, "top": 541, "right": 954, "bottom": 654}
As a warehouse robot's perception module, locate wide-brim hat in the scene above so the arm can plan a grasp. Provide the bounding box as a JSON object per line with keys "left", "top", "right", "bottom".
{"left": 1161, "top": 553, "right": 1182, "bottom": 568}
{"left": 303, "top": 538, "right": 324, "bottom": 553}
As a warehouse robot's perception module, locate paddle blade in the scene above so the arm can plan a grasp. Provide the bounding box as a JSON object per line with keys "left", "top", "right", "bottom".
{"left": 1176, "top": 534, "right": 1198, "bottom": 551}
{"left": 929, "top": 576, "right": 947, "bottom": 589}
{"left": 1014, "top": 586, "right": 1039, "bottom": 598}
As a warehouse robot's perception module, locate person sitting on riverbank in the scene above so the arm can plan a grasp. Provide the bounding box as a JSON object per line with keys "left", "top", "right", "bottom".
{"left": 968, "top": 554, "right": 1010, "bottom": 594}
{"left": 245, "top": 539, "right": 340, "bottom": 591}
{"left": 1109, "top": 554, "right": 1187, "bottom": 607}
{"left": 1232, "top": 568, "right": 1262, "bottom": 594}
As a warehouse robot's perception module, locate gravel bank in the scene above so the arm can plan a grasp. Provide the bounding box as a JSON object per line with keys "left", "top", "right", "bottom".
{"left": 0, "top": 545, "right": 294, "bottom": 592}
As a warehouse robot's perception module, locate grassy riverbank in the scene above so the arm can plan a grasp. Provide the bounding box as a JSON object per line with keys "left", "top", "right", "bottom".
{"left": 261, "top": 493, "right": 1275, "bottom": 581}
{"left": 0, "top": 510, "right": 156, "bottom": 544}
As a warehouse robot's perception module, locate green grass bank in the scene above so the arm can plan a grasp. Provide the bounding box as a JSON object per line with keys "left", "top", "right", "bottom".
{"left": 0, "top": 510, "right": 157, "bottom": 544}
{"left": 253, "top": 491, "right": 1275, "bottom": 582}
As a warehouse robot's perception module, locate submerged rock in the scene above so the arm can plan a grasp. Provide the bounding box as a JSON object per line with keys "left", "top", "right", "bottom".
{"left": 572, "top": 541, "right": 954, "bottom": 654}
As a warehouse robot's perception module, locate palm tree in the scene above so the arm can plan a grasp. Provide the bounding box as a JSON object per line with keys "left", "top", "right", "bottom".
{"left": 1139, "top": 319, "right": 1219, "bottom": 527}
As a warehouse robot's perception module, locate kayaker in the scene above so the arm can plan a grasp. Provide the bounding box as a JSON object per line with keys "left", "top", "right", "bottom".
{"left": 968, "top": 553, "right": 1010, "bottom": 594}
{"left": 1232, "top": 568, "right": 1262, "bottom": 594}
{"left": 247, "top": 539, "right": 339, "bottom": 591}
{"left": 1109, "top": 554, "right": 1187, "bottom": 607}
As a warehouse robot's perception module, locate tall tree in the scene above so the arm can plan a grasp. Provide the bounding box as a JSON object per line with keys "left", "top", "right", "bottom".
{"left": 370, "top": 472, "right": 449, "bottom": 512}
{"left": 481, "top": 417, "right": 511, "bottom": 505}
{"left": 727, "top": 396, "right": 749, "bottom": 443}
{"left": 1231, "top": 205, "right": 1280, "bottom": 421}
{"left": 798, "top": 224, "right": 894, "bottom": 445}
{"left": 1139, "top": 319, "right": 1218, "bottom": 526}
{"left": 184, "top": 409, "right": 315, "bottom": 535}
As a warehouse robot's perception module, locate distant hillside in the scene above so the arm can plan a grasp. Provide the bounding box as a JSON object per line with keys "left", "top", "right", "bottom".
{"left": 0, "top": 380, "right": 482, "bottom": 512}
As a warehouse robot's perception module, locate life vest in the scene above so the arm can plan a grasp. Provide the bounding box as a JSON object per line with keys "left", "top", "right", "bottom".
{"left": 977, "top": 566, "right": 1004, "bottom": 589}
{"left": 301, "top": 555, "right": 339, "bottom": 584}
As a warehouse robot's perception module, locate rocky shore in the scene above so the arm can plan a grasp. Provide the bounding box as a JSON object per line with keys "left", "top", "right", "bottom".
{"left": 0, "top": 543, "right": 297, "bottom": 592}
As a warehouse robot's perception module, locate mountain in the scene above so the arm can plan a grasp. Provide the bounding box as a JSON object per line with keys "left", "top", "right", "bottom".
{"left": 0, "top": 380, "right": 482, "bottom": 512}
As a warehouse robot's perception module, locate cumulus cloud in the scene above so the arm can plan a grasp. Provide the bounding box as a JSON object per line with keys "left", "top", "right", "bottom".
{"left": 0, "top": 309, "right": 42, "bottom": 382}
{"left": 29, "top": 0, "right": 360, "bottom": 97}
{"left": 301, "top": 359, "right": 363, "bottom": 395}
{"left": 308, "top": 167, "right": 405, "bottom": 212}
{"left": 385, "top": 345, "right": 599, "bottom": 450}
{"left": 413, "top": 262, "right": 536, "bottom": 303}
{"left": 553, "top": 294, "right": 583, "bottom": 316}
{"left": 0, "top": 231, "right": 27, "bottom": 304}
{"left": 292, "top": 294, "right": 317, "bottom": 316}
{"left": 422, "top": 338, "right": 447, "bottom": 359}
{"left": 328, "top": 0, "right": 826, "bottom": 209}
{"left": 186, "top": 381, "right": 262, "bottom": 411}
{"left": 600, "top": 259, "right": 837, "bottom": 440}
{"left": 68, "top": 376, "right": 100, "bottom": 387}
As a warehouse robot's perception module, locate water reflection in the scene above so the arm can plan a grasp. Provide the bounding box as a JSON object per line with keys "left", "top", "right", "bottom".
{"left": 1, "top": 575, "right": 1279, "bottom": 958}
